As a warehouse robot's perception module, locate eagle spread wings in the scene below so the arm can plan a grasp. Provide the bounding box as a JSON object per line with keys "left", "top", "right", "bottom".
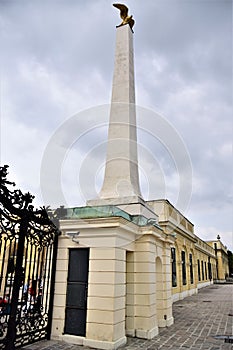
{"left": 113, "top": 3, "right": 135, "bottom": 32}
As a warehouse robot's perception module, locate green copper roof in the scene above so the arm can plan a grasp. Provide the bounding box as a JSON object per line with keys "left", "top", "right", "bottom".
{"left": 66, "top": 205, "right": 130, "bottom": 220}
{"left": 64, "top": 205, "right": 160, "bottom": 229}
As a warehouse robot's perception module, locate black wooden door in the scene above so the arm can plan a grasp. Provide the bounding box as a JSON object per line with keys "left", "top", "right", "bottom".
{"left": 64, "top": 248, "right": 89, "bottom": 336}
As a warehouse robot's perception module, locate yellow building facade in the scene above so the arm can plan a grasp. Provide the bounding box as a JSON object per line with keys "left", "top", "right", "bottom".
{"left": 50, "top": 200, "right": 229, "bottom": 349}
{"left": 148, "top": 199, "right": 229, "bottom": 301}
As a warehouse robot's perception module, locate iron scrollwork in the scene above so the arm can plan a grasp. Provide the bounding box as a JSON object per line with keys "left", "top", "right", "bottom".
{"left": 0, "top": 165, "right": 60, "bottom": 349}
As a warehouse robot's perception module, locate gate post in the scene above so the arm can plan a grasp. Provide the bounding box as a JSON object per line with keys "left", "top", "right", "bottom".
{"left": 4, "top": 218, "right": 28, "bottom": 350}
{"left": 47, "top": 226, "right": 59, "bottom": 339}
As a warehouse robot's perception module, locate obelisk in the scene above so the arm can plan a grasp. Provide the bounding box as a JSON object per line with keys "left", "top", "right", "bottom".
{"left": 88, "top": 11, "right": 157, "bottom": 219}
{"left": 99, "top": 24, "right": 142, "bottom": 202}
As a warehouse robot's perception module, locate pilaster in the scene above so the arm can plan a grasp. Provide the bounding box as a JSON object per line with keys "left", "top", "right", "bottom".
{"left": 133, "top": 236, "right": 158, "bottom": 339}
{"left": 84, "top": 247, "right": 127, "bottom": 349}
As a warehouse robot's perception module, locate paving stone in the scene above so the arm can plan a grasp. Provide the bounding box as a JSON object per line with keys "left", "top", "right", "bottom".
{"left": 21, "top": 285, "right": 233, "bottom": 350}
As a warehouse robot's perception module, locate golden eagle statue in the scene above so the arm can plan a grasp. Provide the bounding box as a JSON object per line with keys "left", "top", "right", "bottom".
{"left": 113, "top": 3, "right": 135, "bottom": 32}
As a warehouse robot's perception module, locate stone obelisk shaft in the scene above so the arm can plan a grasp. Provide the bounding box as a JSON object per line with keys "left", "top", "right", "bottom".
{"left": 99, "top": 25, "right": 142, "bottom": 202}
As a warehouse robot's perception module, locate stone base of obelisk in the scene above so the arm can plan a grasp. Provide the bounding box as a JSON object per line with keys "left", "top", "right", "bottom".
{"left": 87, "top": 196, "right": 158, "bottom": 220}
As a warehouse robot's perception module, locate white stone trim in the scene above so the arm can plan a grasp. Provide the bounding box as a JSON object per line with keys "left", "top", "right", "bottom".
{"left": 197, "top": 281, "right": 213, "bottom": 289}
{"left": 158, "top": 316, "right": 174, "bottom": 328}
{"left": 57, "top": 334, "right": 127, "bottom": 350}
{"left": 158, "top": 319, "right": 166, "bottom": 327}
{"left": 166, "top": 316, "right": 174, "bottom": 327}
{"left": 136, "top": 326, "right": 159, "bottom": 339}
{"left": 126, "top": 329, "right": 136, "bottom": 337}
{"left": 58, "top": 334, "right": 84, "bottom": 345}
{"left": 83, "top": 336, "right": 127, "bottom": 350}
{"left": 172, "top": 287, "right": 198, "bottom": 302}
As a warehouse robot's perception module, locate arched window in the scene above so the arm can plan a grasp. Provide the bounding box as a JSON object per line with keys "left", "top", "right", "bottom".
{"left": 181, "top": 251, "right": 186, "bottom": 285}
{"left": 197, "top": 259, "right": 201, "bottom": 281}
{"left": 171, "top": 248, "right": 177, "bottom": 287}
{"left": 189, "top": 253, "right": 194, "bottom": 284}
{"left": 205, "top": 261, "right": 208, "bottom": 280}
{"left": 208, "top": 257, "right": 212, "bottom": 280}
{"left": 201, "top": 260, "right": 204, "bottom": 280}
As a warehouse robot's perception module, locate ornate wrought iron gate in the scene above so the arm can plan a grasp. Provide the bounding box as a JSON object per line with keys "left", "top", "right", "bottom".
{"left": 0, "top": 165, "right": 60, "bottom": 349}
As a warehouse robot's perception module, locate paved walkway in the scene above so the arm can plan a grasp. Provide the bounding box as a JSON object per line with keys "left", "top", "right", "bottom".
{"left": 22, "top": 284, "right": 233, "bottom": 350}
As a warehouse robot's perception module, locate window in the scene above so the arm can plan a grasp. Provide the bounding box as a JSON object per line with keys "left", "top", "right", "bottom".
{"left": 204, "top": 261, "right": 207, "bottom": 280}
{"left": 171, "top": 248, "right": 177, "bottom": 287}
{"left": 197, "top": 259, "right": 201, "bottom": 281}
{"left": 189, "top": 253, "right": 194, "bottom": 284}
{"left": 181, "top": 251, "right": 186, "bottom": 285}
{"left": 201, "top": 261, "right": 204, "bottom": 280}
{"left": 208, "top": 257, "right": 212, "bottom": 280}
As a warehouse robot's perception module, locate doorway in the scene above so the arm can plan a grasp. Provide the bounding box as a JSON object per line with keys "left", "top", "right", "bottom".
{"left": 64, "top": 248, "right": 89, "bottom": 336}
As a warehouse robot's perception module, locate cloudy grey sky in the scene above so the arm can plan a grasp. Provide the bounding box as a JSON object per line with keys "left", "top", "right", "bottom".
{"left": 1, "top": 0, "right": 232, "bottom": 250}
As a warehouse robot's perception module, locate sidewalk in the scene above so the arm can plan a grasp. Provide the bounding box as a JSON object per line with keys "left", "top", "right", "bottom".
{"left": 22, "top": 284, "right": 233, "bottom": 350}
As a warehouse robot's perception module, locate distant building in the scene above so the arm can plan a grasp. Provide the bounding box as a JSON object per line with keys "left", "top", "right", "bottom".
{"left": 206, "top": 238, "right": 229, "bottom": 281}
